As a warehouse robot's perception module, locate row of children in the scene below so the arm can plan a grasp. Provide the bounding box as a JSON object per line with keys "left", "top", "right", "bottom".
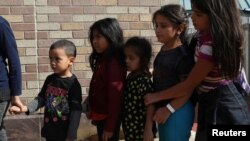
{"left": 1, "top": 0, "right": 250, "bottom": 141}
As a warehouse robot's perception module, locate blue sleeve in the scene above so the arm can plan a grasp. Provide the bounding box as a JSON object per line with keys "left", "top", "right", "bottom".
{"left": 0, "top": 17, "right": 22, "bottom": 96}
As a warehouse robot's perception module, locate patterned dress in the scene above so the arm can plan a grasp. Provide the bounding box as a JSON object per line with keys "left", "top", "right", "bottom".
{"left": 122, "top": 72, "right": 156, "bottom": 141}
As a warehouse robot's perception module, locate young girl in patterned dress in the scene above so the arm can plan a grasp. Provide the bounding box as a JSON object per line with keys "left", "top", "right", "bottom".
{"left": 122, "top": 36, "right": 156, "bottom": 141}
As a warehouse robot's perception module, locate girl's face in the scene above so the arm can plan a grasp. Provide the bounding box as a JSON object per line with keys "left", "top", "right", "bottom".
{"left": 92, "top": 30, "right": 109, "bottom": 54}
{"left": 154, "top": 14, "right": 179, "bottom": 45}
{"left": 191, "top": 5, "right": 210, "bottom": 33}
{"left": 49, "top": 48, "right": 74, "bottom": 77}
{"left": 124, "top": 46, "right": 140, "bottom": 72}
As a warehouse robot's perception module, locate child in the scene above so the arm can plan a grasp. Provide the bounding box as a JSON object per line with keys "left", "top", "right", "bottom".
{"left": 0, "top": 16, "right": 24, "bottom": 141}
{"left": 146, "top": 4, "right": 195, "bottom": 141}
{"left": 144, "top": 1, "right": 250, "bottom": 141}
{"left": 9, "top": 39, "right": 82, "bottom": 141}
{"left": 122, "top": 36, "right": 157, "bottom": 141}
{"left": 87, "top": 18, "right": 127, "bottom": 141}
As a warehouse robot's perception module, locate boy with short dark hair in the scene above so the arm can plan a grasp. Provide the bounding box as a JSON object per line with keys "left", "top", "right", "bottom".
{"left": 10, "top": 39, "right": 82, "bottom": 141}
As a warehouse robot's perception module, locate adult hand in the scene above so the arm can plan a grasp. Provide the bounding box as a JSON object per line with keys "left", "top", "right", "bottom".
{"left": 11, "top": 96, "right": 26, "bottom": 112}
{"left": 102, "top": 130, "right": 113, "bottom": 141}
{"left": 9, "top": 105, "right": 28, "bottom": 115}
{"left": 153, "top": 107, "right": 171, "bottom": 124}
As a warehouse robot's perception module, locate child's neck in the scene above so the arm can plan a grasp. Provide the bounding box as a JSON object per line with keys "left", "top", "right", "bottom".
{"left": 128, "top": 70, "right": 143, "bottom": 78}
{"left": 162, "top": 39, "right": 182, "bottom": 51}
{"left": 56, "top": 71, "right": 73, "bottom": 78}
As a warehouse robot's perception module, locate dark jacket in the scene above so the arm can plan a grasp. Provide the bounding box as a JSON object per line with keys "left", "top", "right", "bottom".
{"left": 89, "top": 57, "right": 126, "bottom": 132}
{"left": 0, "top": 16, "right": 22, "bottom": 100}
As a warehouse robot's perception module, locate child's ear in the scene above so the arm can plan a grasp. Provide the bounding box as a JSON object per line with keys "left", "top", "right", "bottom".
{"left": 177, "top": 23, "right": 186, "bottom": 35}
{"left": 69, "top": 57, "right": 75, "bottom": 66}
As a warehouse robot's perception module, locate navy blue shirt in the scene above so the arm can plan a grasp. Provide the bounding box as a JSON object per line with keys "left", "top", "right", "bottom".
{"left": 0, "top": 16, "right": 22, "bottom": 98}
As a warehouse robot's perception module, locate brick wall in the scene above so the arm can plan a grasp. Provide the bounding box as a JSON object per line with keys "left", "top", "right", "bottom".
{"left": 0, "top": 0, "right": 180, "bottom": 103}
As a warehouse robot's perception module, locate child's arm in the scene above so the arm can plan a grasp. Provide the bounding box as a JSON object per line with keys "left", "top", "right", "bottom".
{"left": 144, "top": 59, "right": 214, "bottom": 105}
{"left": 66, "top": 81, "right": 82, "bottom": 141}
{"left": 66, "top": 110, "right": 82, "bottom": 141}
{"left": 143, "top": 104, "right": 155, "bottom": 141}
{"left": 153, "top": 91, "right": 192, "bottom": 124}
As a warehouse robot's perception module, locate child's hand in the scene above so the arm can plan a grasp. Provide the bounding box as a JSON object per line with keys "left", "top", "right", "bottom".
{"left": 153, "top": 107, "right": 171, "bottom": 124}
{"left": 144, "top": 93, "right": 158, "bottom": 106}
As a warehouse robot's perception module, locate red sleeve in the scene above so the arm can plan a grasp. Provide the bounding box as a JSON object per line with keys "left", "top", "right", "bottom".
{"left": 104, "top": 59, "right": 126, "bottom": 132}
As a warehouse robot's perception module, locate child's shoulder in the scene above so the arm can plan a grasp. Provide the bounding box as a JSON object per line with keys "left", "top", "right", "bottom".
{"left": 71, "top": 74, "right": 81, "bottom": 85}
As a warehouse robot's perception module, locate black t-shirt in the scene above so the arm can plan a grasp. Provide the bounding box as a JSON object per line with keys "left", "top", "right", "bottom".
{"left": 153, "top": 45, "right": 194, "bottom": 108}
{"left": 27, "top": 73, "right": 82, "bottom": 140}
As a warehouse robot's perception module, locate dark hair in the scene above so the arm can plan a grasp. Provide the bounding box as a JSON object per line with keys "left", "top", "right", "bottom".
{"left": 50, "top": 39, "right": 76, "bottom": 57}
{"left": 191, "top": 0, "right": 243, "bottom": 79}
{"left": 152, "top": 4, "right": 189, "bottom": 44}
{"left": 88, "top": 18, "right": 125, "bottom": 71}
{"left": 125, "top": 36, "right": 152, "bottom": 77}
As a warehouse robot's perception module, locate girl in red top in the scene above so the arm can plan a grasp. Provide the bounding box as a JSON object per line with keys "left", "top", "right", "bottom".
{"left": 87, "top": 18, "right": 126, "bottom": 141}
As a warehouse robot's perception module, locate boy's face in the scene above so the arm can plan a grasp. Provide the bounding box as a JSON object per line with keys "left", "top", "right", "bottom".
{"left": 49, "top": 48, "right": 74, "bottom": 77}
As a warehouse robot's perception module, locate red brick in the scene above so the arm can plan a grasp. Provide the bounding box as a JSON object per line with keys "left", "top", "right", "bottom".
{"left": 38, "top": 65, "right": 50, "bottom": 72}
{"left": 22, "top": 73, "right": 38, "bottom": 81}
{"left": 11, "top": 23, "right": 35, "bottom": 31}
{"left": 83, "top": 6, "right": 106, "bottom": 14}
{"left": 25, "top": 31, "right": 35, "bottom": 39}
{"left": 37, "top": 32, "right": 48, "bottom": 39}
{"left": 73, "top": 31, "right": 88, "bottom": 38}
{"left": 78, "top": 79, "right": 90, "bottom": 87}
{"left": 25, "top": 65, "right": 37, "bottom": 72}
{"left": 0, "top": 7, "right": 10, "bottom": 15}
{"left": 24, "top": 15, "right": 35, "bottom": 23}
{"left": 38, "top": 48, "right": 49, "bottom": 56}
{"left": 37, "top": 39, "right": 57, "bottom": 48}
{"left": 38, "top": 56, "right": 50, "bottom": 64}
